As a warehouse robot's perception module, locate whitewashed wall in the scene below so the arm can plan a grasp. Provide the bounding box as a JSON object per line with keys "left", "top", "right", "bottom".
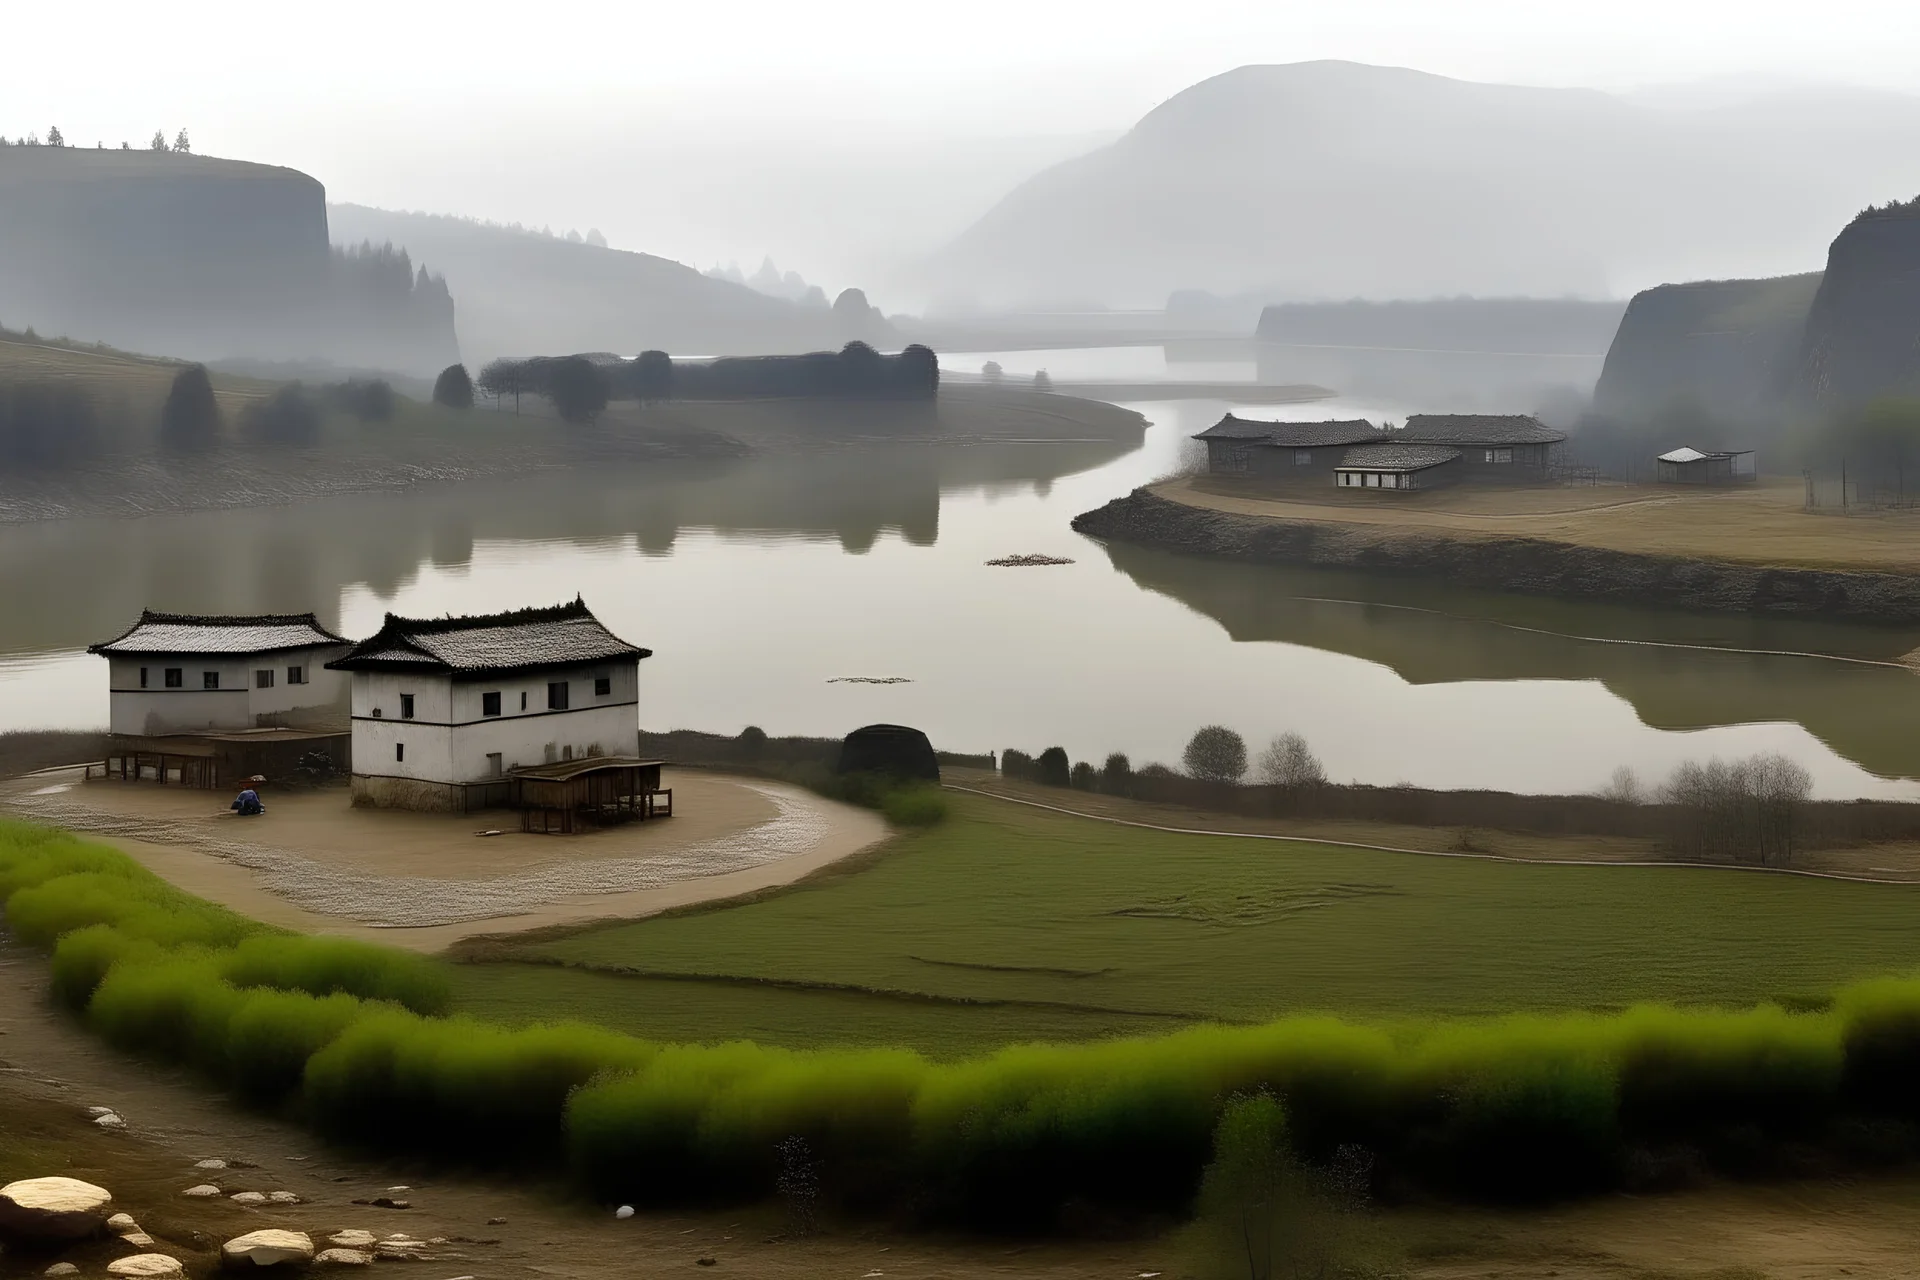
{"left": 106, "top": 646, "right": 350, "bottom": 735}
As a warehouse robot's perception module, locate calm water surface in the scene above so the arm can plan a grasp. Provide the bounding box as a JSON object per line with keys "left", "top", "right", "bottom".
{"left": 4, "top": 346, "right": 1918, "bottom": 800}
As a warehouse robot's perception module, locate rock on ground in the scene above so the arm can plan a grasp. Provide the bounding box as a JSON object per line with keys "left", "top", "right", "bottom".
{"left": 229, "top": 1192, "right": 267, "bottom": 1206}
{"left": 107, "top": 1255, "right": 185, "bottom": 1277}
{"left": 327, "top": 1230, "right": 375, "bottom": 1248}
{"left": 0, "top": 1177, "right": 114, "bottom": 1242}
{"left": 221, "top": 1229, "right": 315, "bottom": 1267}
{"left": 181, "top": 1185, "right": 222, "bottom": 1197}
{"left": 107, "top": 1212, "right": 139, "bottom": 1231}
{"left": 315, "top": 1249, "right": 372, "bottom": 1267}
{"left": 43, "top": 1265, "right": 79, "bottom": 1278}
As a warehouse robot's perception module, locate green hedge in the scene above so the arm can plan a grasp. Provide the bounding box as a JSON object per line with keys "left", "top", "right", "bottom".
{"left": 7, "top": 818, "right": 1920, "bottom": 1225}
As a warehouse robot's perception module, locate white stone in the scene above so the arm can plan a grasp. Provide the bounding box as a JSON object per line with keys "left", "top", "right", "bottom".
{"left": 181, "top": 1184, "right": 222, "bottom": 1197}
{"left": 327, "top": 1230, "right": 376, "bottom": 1249}
{"left": 195, "top": 1159, "right": 229, "bottom": 1171}
{"left": 108, "top": 1212, "right": 140, "bottom": 1231}
{"left": 86, "top": 1106, "right": 117, "bottom": 1116}
{"left": 384, "top": 1186, "right": 410, "bottom": 1193}
{"left": 221, "top": 1229, "right": 315, "bottom": 1267}
{"left": 266, "top": 1191, "right": 301, "bottom": 1205}
{"left": 107, "top": 1255, "right": 185, "bottom": 1277}
{"left": 94, "top": 1113, "right": 127, "bottom": 1129}
{"left": 0, "top": 1176, "right": 114, "bottom": 1242}
{"left": 314, "top": 1249, "right": 372, "bottom": 1267}
{"left": 615, "top": 1204, "right": 634, "bottom": 1219}
{"left": 122, "top": 1231, "right": 157, "bottom": 1247}
{"left": 44, "top": 1266, "right": 80, "bottom": 1278}
{"left": 229, "top": 1191, "right": 268, "bottom": 1206}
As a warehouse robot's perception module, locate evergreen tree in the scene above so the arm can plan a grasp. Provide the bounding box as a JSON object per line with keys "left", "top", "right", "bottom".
{"left": 172, "top": 129, "right": 191, "bottom": 154}
{"left": 45, "top": 125, "right": 64, "bottom": 147}
{"left": 149, "top": 130, "right": 167, "bottom": 151}
{"left": 432, "top": 363, "right": 474, "bottom": 411}
{"left": 158, "top": 365, "right": 222, "bottom": 453}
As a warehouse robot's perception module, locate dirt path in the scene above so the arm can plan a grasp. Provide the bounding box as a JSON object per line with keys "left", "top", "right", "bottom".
{"left": 0, "top": 769, "right": 888, "bottom": 951}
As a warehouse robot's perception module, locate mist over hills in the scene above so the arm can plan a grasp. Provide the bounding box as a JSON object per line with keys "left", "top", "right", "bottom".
{"left": 922, "top": 61, "right": 1920, "bottom": 310}
{"left": 327, "top": 206, "right": 888, "bottom": 364}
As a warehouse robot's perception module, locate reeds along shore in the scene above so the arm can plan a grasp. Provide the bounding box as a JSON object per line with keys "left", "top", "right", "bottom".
{"left": 9, "top": 818, "right": 1920, "bottom": 1226}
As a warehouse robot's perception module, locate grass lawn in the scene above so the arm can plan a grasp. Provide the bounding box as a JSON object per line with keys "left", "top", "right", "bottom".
{"left": 451, "top": 793, "right": 1920, "bottom": 1057}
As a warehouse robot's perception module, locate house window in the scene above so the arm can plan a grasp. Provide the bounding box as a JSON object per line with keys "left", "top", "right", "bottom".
{"left": 203, "top": 671, "right": 220, "bottom": 690}
{"left": 486, "top": 752, "right": 503, "bottom": 777}
{"left": 400, "top": 693, "right": 415, "bottom": 720}
{"left": 287, "top": 665, "right": 306, "bottom": 685}
{"left": 256, "top": 670, "right": 275, "bottom": 689}
{"left": 482, "top": 691, "right": 501, "bottom": 717}
{"left": 1293, "top": 449, "right": 1313, "bottom": 466}
{"left": 520, "top": 691, "right": 527, "bottom": 711}
{"left": 395, "top": 743, "right": 405, "bottom": 763}
{"left": 1485, "top": 448, "right": 1513, "bottom": 464}
{"left": 139, "top": 667, "right": 149, "bottom": 689}
{"left": 165, "top": 668, "right": 183, "bottom": 688}
{"left": 594, "top": 676, "right": 611, "bottom": 697}
{"left": 548, "top": 681, "right": 569, "bottom": 711}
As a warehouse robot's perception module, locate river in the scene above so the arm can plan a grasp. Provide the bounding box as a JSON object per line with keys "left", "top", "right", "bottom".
{"left": 3, "top": 344, "right": 1918, "bottom": 800}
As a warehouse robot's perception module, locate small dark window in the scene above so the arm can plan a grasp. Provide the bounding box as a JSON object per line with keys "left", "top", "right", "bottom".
{"left": 1293, "top": 449, "right": 1313, "bottom": 465}
{"left": 164, "top": 668, "right": 182, "bottom": 688}
{"left": 400, "top": 693, "right": 415, "bottom": 720}
{"left": 594, "top": 676, "right": 611, "bottom": 697}
{"left": 547, "top": 681, "right": 569, "bottom": 711}
{"left": 287, "top": 665, "right": 305, "bottom": 685}
{"left": 395, "top": 743, "right": 405, "bottom": 762}
{"left": 256, "top": 669, "right": 275, "bottom": 689}
{"left": 139, "top": 667, "right": 149, "bottom": 689}
{"left": 203, "top": 671, "right": 220, "bottom": 690}
{"left": 482, "top": 691, "right": 501, "bottom": 717}
{"left": 520, "top": 691, "right": 527, "bottom": 711}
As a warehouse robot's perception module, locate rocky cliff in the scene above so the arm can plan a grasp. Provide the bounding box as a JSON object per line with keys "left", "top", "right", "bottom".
{"left": 1590, "top": 274, "right": 1819, "bottom": 420}
{"left": 1799, "top": 197, "right": 1920, "bottom": 405}
{"left": 1072, "top": 487, "right": 1920, "bottom": 623}
{"left": 0, "top": 149, "right": 458, "bottom": 375}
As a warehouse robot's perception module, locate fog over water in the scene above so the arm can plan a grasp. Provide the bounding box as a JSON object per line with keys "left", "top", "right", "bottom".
{"left": 4, "top": 347, "right": 1918, "bottom": 801}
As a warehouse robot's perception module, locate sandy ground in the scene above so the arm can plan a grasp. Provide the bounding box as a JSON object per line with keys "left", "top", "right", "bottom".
{"left": 5, "top": 937, "right": 1920, "bottom": 1279}
{"left": 1164, "top": 474, "right": 1920, "bottom": 574}
{"left": 0, "top": 768, "right": 887, "bottom": 951}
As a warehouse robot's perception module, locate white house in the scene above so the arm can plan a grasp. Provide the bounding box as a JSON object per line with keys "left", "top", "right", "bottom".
{"left": 325, "top": 598, "right": 650, "bottom": 812}
{"left": 88, "top": 611, "right": 351, "bottom": 736}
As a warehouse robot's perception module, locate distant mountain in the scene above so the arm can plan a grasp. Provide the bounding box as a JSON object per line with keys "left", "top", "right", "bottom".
{"left": 328, "top": 206, "right": 887, "bottom": 364}
{"left": 0, "top": 149, "right": 458, "bottom": 375}
{"left": 1592, "top": 275, "right": 1820, "bottom": 420}
{"left": 1800, "top": 198, "right": 1920, "bottom": 405}
{"left": 923, "top": 61, "right": 1920, "bottom": 308}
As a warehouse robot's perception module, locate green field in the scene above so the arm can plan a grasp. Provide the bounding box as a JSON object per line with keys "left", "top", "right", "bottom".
{"left": 453, "top": 793, "right": 1920, "bottom": 1057}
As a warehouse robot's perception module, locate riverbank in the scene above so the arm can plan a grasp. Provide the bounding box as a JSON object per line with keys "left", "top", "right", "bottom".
{"left": 1074, "top": 479, "right": 1920, "bottom": 623}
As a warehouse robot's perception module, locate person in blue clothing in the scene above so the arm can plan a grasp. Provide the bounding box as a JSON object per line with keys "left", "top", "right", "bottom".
{"left": 230, "top": 788, "right": 265, "bottom": 817}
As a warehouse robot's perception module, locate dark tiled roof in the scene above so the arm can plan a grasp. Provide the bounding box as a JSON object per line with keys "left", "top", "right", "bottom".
{"left": 1337, "top": 443, "right": 1462, "bottom": 471}
{"left": 326, "top": 598, "right": 649, "bottom": 675}
{"left": 89, "top": 611, "right": 347, "bottom": 656}
{"left": 1397, "top": 414, "right": 1568, "bottom": 445}
{"left": 1193, "top": 414, "right": 1379, "bottom": 445}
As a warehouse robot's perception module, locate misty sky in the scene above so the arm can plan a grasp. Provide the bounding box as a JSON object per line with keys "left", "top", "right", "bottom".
{"left": 7, "top": 0, "right": 1918, "bottom": 299}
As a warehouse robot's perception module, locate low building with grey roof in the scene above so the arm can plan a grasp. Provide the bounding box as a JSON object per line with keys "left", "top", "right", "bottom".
{"left": 1193, "top": 414, "right": 1383, "bottom": 479}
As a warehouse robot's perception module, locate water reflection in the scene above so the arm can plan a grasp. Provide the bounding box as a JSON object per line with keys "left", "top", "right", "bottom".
{"left": 1101, "top": 541, "right": 1920, "bottom": 781}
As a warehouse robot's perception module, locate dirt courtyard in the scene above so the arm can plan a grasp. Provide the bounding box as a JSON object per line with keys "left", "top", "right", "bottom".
{"left": 0, "top": 768, "right": 887, "bottom": 950}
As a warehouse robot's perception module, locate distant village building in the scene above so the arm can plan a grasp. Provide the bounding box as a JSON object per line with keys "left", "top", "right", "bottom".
{"left": 1654, "top": 446, "right": 1757, "bottom": 485}
{"left": 1333, "top": 444, "right": 1462, "bottom": 491}
{"left": 325, "top": 598, "right": 654, "bottom": 815}
{"left": 1393, "top": 415, "right": 1567, "bottom": 482}
{"left": 1193, "top": 416, "right": 1382, "bottom": 477}
{"left": 86, "top": 612, "right": 352, "bottom": 787}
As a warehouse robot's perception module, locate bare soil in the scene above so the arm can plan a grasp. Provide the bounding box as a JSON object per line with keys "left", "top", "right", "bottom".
{"left": 1168, "top": 474, "right": 1920, "bottom": 575}
{"left": 0, "top": 769, "right": 887, "bottom": 950}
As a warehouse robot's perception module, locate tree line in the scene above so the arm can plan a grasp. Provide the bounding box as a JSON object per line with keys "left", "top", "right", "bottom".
{"left": 474, "top": 342, "right": 939, "bottom": 423}
{"left": 0, "top": 128, "right": 189, "bottom": 151}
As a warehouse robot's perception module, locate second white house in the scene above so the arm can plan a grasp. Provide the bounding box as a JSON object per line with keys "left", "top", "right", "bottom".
{"left": 325, "top": 598, "right": 651, "bottom": 811}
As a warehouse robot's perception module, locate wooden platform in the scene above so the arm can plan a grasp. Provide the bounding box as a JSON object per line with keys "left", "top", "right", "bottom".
{"left": 90, "top": 728, "right": 350, "bottom": 790}
{"left": 509, "top": 756, "right": 673, "bottom": 834}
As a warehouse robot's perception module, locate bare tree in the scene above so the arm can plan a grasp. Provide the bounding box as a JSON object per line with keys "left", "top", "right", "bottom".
{"left": 1660, "top": 753, "right": 1810, "bottom": 865}
{"left": 1599, "top": 765, "right": 1643, "bottom": 804}
{"left": 1258, "top": 733, "right": 1325, "bottom": 790}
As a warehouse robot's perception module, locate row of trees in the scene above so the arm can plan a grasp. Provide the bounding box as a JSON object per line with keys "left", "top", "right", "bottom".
{"left": 0, "top": 129, "right": 189, "bottom": 151}
{"left": 980, "top": 362, "right": 1053, "bottom": 391}
{"left": 473, "top": 343, "right": 940, "bottom": 424}
{"left": 1602, "top": 753, "right": 1813, "bottom": 865}
{"left": 1002, "top": 726, "right": 1328, "bottom": 796}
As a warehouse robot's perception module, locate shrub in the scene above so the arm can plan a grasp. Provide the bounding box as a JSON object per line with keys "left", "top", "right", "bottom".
{"left": 217, "top": 934, "right": 452, "bottom": 1015}
{"left": 1000, "top": 749, "right": 1034, "bottom": 781}
{"left": 240, "top": 384, "right": 322, "bottom": 446}
{"left": 879, "top": 783, "right": 949, "bottom": 827}
{"left": 158, "top": 364, "right": 221, "bottom": 452}
{"left": 322, "top": 378, "right": 395, "bottom": 423}
{"left": 1070, "top": 761, "right": 1097, "bottom": 790}
{"left": 432, "top": 363, "right": 474, "bottom": 409}
{"left": 1100, "top": 752, "right": 1134, "bottom": 796}
{"left": 543, "top": 356, "right": 609, "bottom": 424}
{"left": 1185, "top": 726, "right": 1248, "bottom": 784}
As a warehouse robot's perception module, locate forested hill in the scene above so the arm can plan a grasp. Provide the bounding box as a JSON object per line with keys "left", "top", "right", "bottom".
{"left": 1800, "top": 198, "right": 1920, "bottom": 405}
{"left": 0, "top": 148, "right": 459, "bottom": 376}
{"left": 1591, "top": 274, "right": 1821, "bottom": 419}
{"left": 327, "top": 206, "right": 893, "bottom": 364}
